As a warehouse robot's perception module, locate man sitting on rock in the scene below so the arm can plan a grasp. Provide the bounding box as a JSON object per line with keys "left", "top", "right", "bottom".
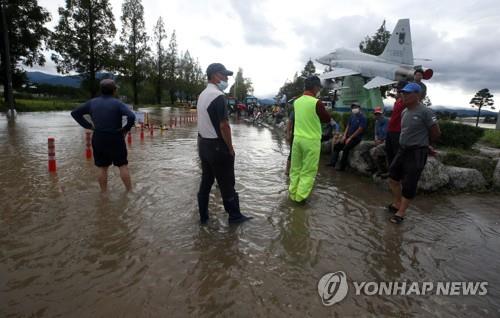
{"left": 327, "top": 103, "right": 367, "bottom": 171}
{"left": 388, "top": 83, "right": 441, "bottom": 224}
{"left": 369, "top": 106, "right": 389, "bottom": 176}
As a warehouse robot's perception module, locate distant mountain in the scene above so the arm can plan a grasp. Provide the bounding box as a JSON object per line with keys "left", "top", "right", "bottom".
{"left": 26, "top": 71, "right": 115, "bottom": 88}
{"left": 383, "top": 103, "right": 497, "bottom": 118}
{"left": 27, "top": 71, "right": 81, "bottom": 88}
{"left": 430, "top": 105, "right": 497, "bottom": 118}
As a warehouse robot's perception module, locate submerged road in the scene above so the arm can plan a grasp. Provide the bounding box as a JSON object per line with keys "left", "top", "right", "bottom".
{"left": 1, "top": 109, "right": 499, "bottom": 317}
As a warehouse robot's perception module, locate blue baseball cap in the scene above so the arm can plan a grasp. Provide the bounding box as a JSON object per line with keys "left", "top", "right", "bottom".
{"left": 401, "top": 82, "right": 422, "bottom": 94}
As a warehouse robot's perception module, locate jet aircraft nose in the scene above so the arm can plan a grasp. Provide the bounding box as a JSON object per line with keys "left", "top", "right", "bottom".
{"left": 316, "top": 54, "right": 332, "bottom": 65}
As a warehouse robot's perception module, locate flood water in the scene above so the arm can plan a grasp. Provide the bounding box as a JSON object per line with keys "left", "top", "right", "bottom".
{"left": 1, "top": 109, "right": 499, "bottom": 317}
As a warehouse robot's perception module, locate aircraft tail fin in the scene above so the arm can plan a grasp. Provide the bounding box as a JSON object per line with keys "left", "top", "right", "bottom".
{"left": 380, "top": 19, "right": 413, "bottom": 65}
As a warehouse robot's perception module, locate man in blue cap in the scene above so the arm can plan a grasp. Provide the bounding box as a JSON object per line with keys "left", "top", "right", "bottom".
{"left": 387, "top": 82, "right": 441, "bottom": 224}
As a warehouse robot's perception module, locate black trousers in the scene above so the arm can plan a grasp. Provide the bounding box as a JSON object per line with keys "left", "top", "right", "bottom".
{"left": 330, "top": 138, "right": 361, "bottom": 168}
{"left": 198, "top": 137, "right": 236, "bottom": 200}
{"left": 385, "top": 131, "right": 400, "bottom": 167}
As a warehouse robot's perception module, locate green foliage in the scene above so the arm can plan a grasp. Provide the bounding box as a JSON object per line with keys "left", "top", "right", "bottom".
{"left": 359, "top": 20, "right": 391, "bottom": 56}
{"left": 151, "top": 16, "right": 167, "bottom": 104}
{"left": 165, "top": 30, "right": 178, "bottom": 103}
{"left": 0, "top": 0, "right": 51, "bottom": 102}
{"left": 18, "top": 83, "right": 86, "bottom": 99}
{"left": 359, "top": 20, "right": 391, "bottom": 97}
{"left": 50, "top": 0, "right": 116, "bottom": 97}
{"left": 437, "top": 121, "right": 484, "bottom": 149}
{"left": 0, "top": 98, "right": 80, "bottom": 112}
{"left": 277, "top": 59, "right": 318, "bottom": 101}
{"left": 481, "top": 129, "right": 500, "bottom": 148}
{"left": 115, "top": 0, "right": 149, "bottom": 106}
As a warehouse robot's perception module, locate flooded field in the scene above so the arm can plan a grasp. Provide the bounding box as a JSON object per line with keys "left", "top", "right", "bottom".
{"left": 1, "top": 109, "right": 499, "bottom": 317}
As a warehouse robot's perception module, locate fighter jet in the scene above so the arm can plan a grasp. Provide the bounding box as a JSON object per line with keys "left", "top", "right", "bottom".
{"left": 316, "top": 19, "right": 433, "bottom": 90}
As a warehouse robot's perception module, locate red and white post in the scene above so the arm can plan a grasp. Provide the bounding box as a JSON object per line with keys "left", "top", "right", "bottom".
{"left": 85, "top": 131, "right": 92, "bottom": 159}
{"left": 48, "top": 137, "right": 56, "bottom": 172}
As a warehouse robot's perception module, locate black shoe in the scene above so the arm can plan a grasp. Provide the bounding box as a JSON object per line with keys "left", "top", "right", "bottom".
{"left": 326, "top": 162, "right": 336, "bottom": 167}
{"left": 228, "top": 214, "right": 253, "bottom": 224}
{"left": 336, "top": 167, "right": 346, "bottom": 171}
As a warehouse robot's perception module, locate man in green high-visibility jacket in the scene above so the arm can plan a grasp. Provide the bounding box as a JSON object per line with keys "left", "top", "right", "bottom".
{"left": 289, "top": 76, "right": 331, "bottom": 202}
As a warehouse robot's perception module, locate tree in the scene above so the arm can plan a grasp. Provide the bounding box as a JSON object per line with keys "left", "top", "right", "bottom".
{"left": 301, "top": 59, "right": 317, "bottom": 77}
{"left": 359, "top": 20, "right": 391, "bottom": 97}
{"left": 229, "top": 68, "right": 254, "bottom": 101}
{"left": 165, "top": 30, "right": 178, "bottom": 103}
{"left": 359, "top": 20, "right": 391, "bottom": 56}
{"left": 277, "top": 60, "right": 318, "bottom": 101}
{"left": 116, "top": 0, "right": 149, "bottom": 106}
{"left": 0, "top": 0, "right": 51, "bottom": 109}
{"left": 176, "top": 51, "right": 205, "bottom": 102}
{"left": 50, "top": 0, "right": 116, "bottom": 98}
{"left": 470, "top": 88, "right": 495, "bottom": 127}
{"left": 151, "top": 16, "right": 167, "bottom": 104}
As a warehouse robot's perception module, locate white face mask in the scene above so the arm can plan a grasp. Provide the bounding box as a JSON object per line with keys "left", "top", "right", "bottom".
{"left": 352, "top": 108, "right": 360, "bottom": 114}
{"left": 217, "top": 80, "right": 228, "bottom": 91}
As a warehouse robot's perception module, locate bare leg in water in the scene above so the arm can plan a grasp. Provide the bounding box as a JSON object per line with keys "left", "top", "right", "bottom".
{"left": 119, "top": 165, "right": 132, "bottom": 192}
{"left": 98, "top": 167, "right": 109, "bottom": 193}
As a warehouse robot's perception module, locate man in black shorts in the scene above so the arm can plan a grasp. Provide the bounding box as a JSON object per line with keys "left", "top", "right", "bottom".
{"left": 388, "top": 83, "right": 440, "bottom": 224}
{"left": 71, "top": 79, "right": 136, "bottom": 193}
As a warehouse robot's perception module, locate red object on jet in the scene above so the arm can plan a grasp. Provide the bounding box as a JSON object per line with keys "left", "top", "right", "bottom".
{"left": 423, "top": 68, "right": 433, "bottom": 80}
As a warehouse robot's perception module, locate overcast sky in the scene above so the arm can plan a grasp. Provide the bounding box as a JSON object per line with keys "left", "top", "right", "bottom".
{"left": 31, "top": 0, "right": 500, "bottom": 108}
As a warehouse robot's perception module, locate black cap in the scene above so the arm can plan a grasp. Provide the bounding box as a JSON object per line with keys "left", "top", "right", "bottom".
{"left": 206, "top": 63, "right": 233, "bottom": 79}
{"left": 414, "top": 69, "right": 424, "bottom": 75}
{"left": 304, "top": 75, "right": 322, "bottom": 90}
{"left": 351, "top": 102, "right": 361, "bottom": 108}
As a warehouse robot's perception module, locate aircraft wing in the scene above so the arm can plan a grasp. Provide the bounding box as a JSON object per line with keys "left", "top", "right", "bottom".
{"left": 319, "top": 68, "right": 360, "bottom": 80}
{"left": 363, "top": 76, "right": 396, "bottom": 89}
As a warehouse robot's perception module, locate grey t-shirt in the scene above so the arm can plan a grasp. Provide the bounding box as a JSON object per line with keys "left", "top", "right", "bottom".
{"left": 399, "top": 104, "right": 437, "bottom": 147}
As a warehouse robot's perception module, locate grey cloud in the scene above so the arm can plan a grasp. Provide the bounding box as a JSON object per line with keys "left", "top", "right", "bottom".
{"left": 229, "top": 0, "right": 283, "bottom": 47}
{"left": 294, "top": 16, "right": 500, "bottom": 93}
{"left": 200, "top": 36, "right": 224, "bottom": 48}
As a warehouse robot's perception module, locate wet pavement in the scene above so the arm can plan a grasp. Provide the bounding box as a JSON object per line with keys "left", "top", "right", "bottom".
{"left": 1, "top": 109, "right": 499, "bottom": 317}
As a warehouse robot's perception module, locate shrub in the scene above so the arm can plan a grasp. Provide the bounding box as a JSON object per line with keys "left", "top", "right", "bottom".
{"left": 481, "top": 129, "right": 500, "bottom": 148}
{"left": 437, "top": 121, "right": 484, "bottom": 149}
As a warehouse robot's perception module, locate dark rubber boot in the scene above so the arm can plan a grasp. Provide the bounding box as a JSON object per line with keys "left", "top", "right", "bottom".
{"left": 223, "top": 193, "right": 253, "bottom": 224}
{"left": 197, "top": 193, "right": 209, "bottom": 224}
{"left": 327, "top": 151, "right": 339, "bottom": 167}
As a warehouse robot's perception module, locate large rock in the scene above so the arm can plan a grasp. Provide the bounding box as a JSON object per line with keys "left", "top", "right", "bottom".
{"left": 473, "top": 144, "right": 500, "bottom": 159}
{"left": 494, "top": 160, "right": 500, "bottom": 189}
{"left": 348, "top": 141, "right": 376, "bottom": 176}
{"left": 441, "top": 153, "right": 498, "bottom": 184}
{"left": 417, "top": 157, "right": 450, "bottom": 191}
{"left": 445, "top": 166, "right": 487, "bottom": 191}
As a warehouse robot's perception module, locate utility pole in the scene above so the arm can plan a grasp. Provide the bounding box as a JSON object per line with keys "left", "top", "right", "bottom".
{"left": 0, "top": 0, "right": 14, "bottom": 113}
